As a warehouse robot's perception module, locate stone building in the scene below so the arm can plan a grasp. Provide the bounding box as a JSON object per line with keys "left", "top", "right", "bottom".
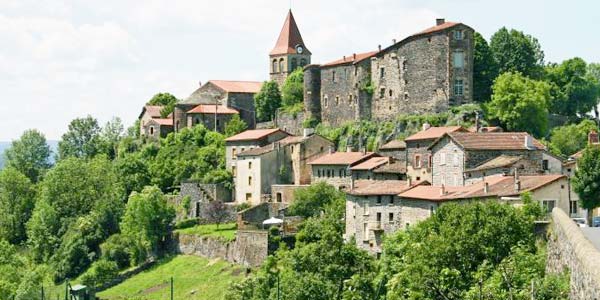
{"left": 309, "top": 150, "right": 378, "bottom": 190}
{"left": 177, "top": 180, "right": 233, "bottom": 219}
{"left": 404, "top": 125, "right": 467, "bottom": 182}
{"left": 185, "top": 105, "right": 239, "bottom": 132}
{"left": 377, "top": 140, "right": 406, "bottom": 162}
{"left": 303, "top": 19, "right": 474, "bottom": 127}
{"left": 350, "top": 156, "right": 406, "bottom": 181}
{"left": 138, "top": 105, "right": 174, "bottom": 139}
{"left": 234, "top": 133, "right": 333, "bottom": 205}
{"left": 429, "top": 132, "right": 554, "bottom": 186}
{"left": 225, "top": 128, "right": 290, "bottom": 173}
{"left": 345, "top": 179, "right": 425, "bottom": 255}
{"left": 270, "top": 10, "right": 311, "bottom": 87}
{"left": 174, "top": 80, "right": 262, "bottom": 132}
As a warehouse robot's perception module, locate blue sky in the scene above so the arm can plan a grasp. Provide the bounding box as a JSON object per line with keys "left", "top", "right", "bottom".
{"left": 0, "top": 0, "right": 598, "bottom": 140}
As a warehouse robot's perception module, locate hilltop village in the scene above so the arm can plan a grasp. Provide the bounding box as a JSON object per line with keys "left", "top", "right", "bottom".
{"left": 136, "top": 10, "right": 594, "bottom": 257}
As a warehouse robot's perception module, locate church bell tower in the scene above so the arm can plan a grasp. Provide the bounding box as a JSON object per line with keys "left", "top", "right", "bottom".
{"left": 269, "top": 10, "right": 311, "bottom": 87}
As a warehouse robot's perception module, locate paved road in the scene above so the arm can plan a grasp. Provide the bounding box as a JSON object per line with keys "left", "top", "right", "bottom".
{"left": 581, "top": 227, "right": 600, "bottom": 251}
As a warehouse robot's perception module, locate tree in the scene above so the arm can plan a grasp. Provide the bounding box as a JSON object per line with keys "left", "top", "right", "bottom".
{"left": 490, "top": 27, "right": 544, "bottom": 79}
{"left": 120, "top": 186, "right": 175, "bottom": 262}
{"left": 102, "top": 117, "right": 124, "bottom": 159}
{"left": 224, "top": 114, "right": 248, "bottom": 137}
{"left": 572, "top": 145, "right": 600, "bottom": 225}
{"left": 473, "top": 32, "right": 498, "bottom": 103}
{"left": 545, "top": 58, "right": 599, "bottom": 120}
{"left": 588, "top": 63, "right": 600, "bottom": 119}
{"left": 0, "top": 168, "right": 35, "bottom": 244}
{"left": 114, "top": 153, "right": 151, "bottom": 198}
{"left": 204, "top": 201, "right": 230, "bottom": 229}
{"left": 549, "top": 119, "right": 598, "bottom": 157}
{"left": 26, "top": 199, "right": 60, "bottom": 262}
{"left": 287, "top": 182, "right": 345, "bottom": 218}
{"left": 487, "top": 72, "right": 551, "bottom": 137}
{"left": 254, "top": 81, "right": 282, "bottom": 122}
{"left": 281, "top": 68, "right": 304, "bottom": 107}
{"left": 147, "top": 92, "right": 178, "bottom": 118}
{"left": 4, "top": 129, "right": 51, "bottom": 182}
{"left": 58, "top": 116, "right": 103, "bottom": 160}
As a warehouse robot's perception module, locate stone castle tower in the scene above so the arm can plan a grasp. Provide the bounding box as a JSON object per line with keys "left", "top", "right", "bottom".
{"left": 269, "top": 10, "right": 311, "bottom": 87}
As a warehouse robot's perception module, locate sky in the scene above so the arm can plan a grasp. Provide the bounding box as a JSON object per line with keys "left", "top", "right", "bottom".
{"left": 0, "top": 0, "right": 599, "bottom": 141}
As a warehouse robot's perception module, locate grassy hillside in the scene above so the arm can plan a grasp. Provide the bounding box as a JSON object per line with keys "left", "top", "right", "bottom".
{"left": 97, "top": 255, "right": 245, "bottom": 300}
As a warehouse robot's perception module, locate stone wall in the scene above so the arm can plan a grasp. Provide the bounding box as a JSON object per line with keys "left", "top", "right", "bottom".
{"left": 311, "top": 164, "right": 353, "bottom": 190}
{"left": 175, "top": 230, "right": 268, "bottom": 267}
{"left": 271, "top": 184, "right": 309, "bottom": 204}
{"left": 546, "top": 208, "right": 600, "bottom": 299}
{"left": 175, "top": 181, "right": 233, "bottom": 219}
{"left": 275, "top": 110, "right": 305, "bottom": 135}
{"left": 406, "top": 139, "right": 433, "bottom": 182}
{"left": 227, "top": 92, "right": 257, "bottom": 129}
{"left": 237, "top": 202, "right": 287, "bottom": 230}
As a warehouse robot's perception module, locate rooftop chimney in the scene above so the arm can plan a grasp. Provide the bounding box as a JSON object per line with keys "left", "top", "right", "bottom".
{"left": 353, "top": 53, "right": 356, "bottom": 60}
{"left": 378, "top": 44, "right": 382, "bottom": 51}
{"left": 422, "top": 122, "right": 431, "bottom": 131}
{"left": 198, "top": 81, "right": 202, "bottom": 87}
{"left": 483, "top": 181, "right": 489, "bottom": 194}
{"left": 392, "top": 39, "right": 397, "bottom": 44}
{"left": 343, "top": 55, "right": 346, "bottom": 61}
{"left": 329, "top": 145, "right": 335, "bottom": 154}
{"left": 407, "top": 176, "right": 412, "bottom": 187}
{"left": 514, "top": 168, "right": 521, "bottom": 192}
{"left": 303, "top": 128, "right": 315, "bottom": 137}
{"left": 589, "top": 130, "right": 599, "bottom": 145}
{"left": 436, "top": 18, "right": 445, "bottom": 26}
{"left": 524, "top": 135, "right": 535, "bottom": 150}
{"left": 347, "top": 145, "right": 353, "bottom": 153}
{"left": 475, "top": 112, "right": 481, "bottom": 133}
{"left": 362, "top": 147, "right": 367, "bottom": 155}
{"left": 440, "top": 184, "right": 446, "bottom": 196}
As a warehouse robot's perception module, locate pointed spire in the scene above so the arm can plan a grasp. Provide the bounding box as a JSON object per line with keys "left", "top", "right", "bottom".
{"left": 270, "top": 10, "right": 311, "bottom": 56}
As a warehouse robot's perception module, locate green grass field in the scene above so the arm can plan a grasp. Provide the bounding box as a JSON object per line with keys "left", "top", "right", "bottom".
{"left": 175, "top": 223, "right": 237, "bottom": 242}
{"left": 97, "top": 255, "right": 244, "bottom": 300}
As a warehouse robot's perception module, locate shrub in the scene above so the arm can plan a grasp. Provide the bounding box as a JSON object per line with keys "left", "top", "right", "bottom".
{"left": 100, "top": 234, "right": 132, "bottom": 269}
{"left": 174, "top": 218, "right": 199, "bottom": 230}
{"left": 80, "top": 259, "right": 119, "bottom": 289}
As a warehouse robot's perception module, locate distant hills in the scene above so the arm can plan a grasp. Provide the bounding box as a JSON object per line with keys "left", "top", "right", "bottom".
{"left": 0, "top": 141, "right": 59, "bottom": 169}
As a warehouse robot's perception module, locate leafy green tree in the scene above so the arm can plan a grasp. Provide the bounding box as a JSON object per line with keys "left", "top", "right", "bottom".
{"left": 80, "top": 259, "right": 119, "bottom": 289}
{"left": 549, "top": 119, "right": 598, "bottom": 157}
{"left": 0, "top": 168, "right": 35, "bottom": 244}
{"left": 224, "top": 114, "right": 248, "bottom": 137}
{"left": 102, "top": 117, "right": 124, "bottom": 159}
{"left": 120, "top": 186, "right": 175, "bottom": 263}
{"left": 114, "top": 153, "right": 151, "bottom": 198}
{"left": 100, "top": 234, "right": 132, "bottom": 269}
{"left": 588, "top": 63, "right": 600, "bottom": 118}
{"left": 490, "top": 27, "right": 544, "bottom": 78}
{"left": 202, "top": 169, "right": 234, "bottom": 190}
{"left": 487, "top": 72, "right": 551, "bottom": 137}
{"left": 572, "top": 145, "right": 600, "bottom": 224}
{"left": 4, "top": 129, "right": 51, "bottom": 182}
{"left": 287, "top": 182, "right": 345, "bottom": 218}
{"left": 473, "top": 32, "right": 499, "bottom": 102}
{"left": 254, "top": 81, "right": 282, "bottom": 122}
{"left": 281, "top": 68, "right": 304, "bottom": 107}
{"left": 0, "top": 239, "right": 26, "bottom": 300}
{"left": 381, "top": 202, "right": 537, "bottom": 299}
{"left": 546, "top": 58, "right": 599, "bottom": 120}
{"left": 58, "top": 116, "right": 104, "bottom": 160}
{"left": 26, "top": 199, "right": 60, "bottom": 262}
{"left": 147, "top": 92, "right": 179, "bottom": 118}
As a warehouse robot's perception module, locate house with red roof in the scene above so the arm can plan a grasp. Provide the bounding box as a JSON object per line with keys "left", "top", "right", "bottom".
{"left": 138, "top": 105, "right": 173, "bottom": 139}
{"left": 224, "top": 128, "right": 290, "bottom": 173}
{"left": 308, "top": 149, "right": 379, "bottom": 191}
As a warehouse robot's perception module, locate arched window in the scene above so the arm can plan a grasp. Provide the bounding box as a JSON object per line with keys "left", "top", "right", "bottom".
{"left": 279, "top": 59, "right": 285, "bottom": 73}
{"left": 194, "top": 117, "right": 200, "bottom": 125}
{"left": 291, "top": 58, "right": 297, "bottom": 71}
{"left": 300, "top": 58, "right": 307, "bottom": 66}
{"left": 149, "top": 126, "right": 155, "bottom": 135}
{"left": 272, "top": 59, "right": 278, "bottom": 73}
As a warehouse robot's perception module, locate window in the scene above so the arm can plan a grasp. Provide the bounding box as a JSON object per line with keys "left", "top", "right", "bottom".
{"left": 402, "top": 60, "right": 408, "bottom": 71}
{"left": 318, "top": 169, "right": 321, "bottom": 177}
{"left": 194, "top": 117, "right": 200, "bottom": 125}
{"left": 272, "top": 59, "right": 278, "bottom": 73}
{"left": 390, "top": 197, "right": 395, "bottom": 205}
{"left": 149, "top": 126, "right": 155, "bottom": 135}
{"left": 377, "top": 196, "right": 382, "bottom": 204}
{"left": 542, "top": 200, "right": 556, "bottom": 214}
{"left": 216, "top": 119, "right": 220, "bottom": 127}
{"left": 364, "top": 202, "right": 369, "bottom": 215}
{"left": 414, "top": 155, "right": 422, "bottom": 169}
{"left": 332, "top": 71, "right": 336, "bottom": 82}
{"left": 327, "top": 170, "right": 331, "bottom": 177}
{"left": 404, "top": 93, "right": 409, "bottom": 100}
{"left": 241, "top": 147, "right": 245, "bottom": 152}
{"left": 291, "top": 58, "right": 298, "bottom": 71}
{"left": 570, "top": 200, "right": 578, "bottom": 215}
{"left": 542, "top": 159, "right": 549, "bottom": 171}
{"left": 300, "top": 58, "right": 307, "bottom": 66}
{"left": 279, "top": 59, "right": 285, "bottom": 73}
{"left": 430, "top": 205, "right": 435, "bottom": 215}
{"left": 323, "top": 95, "right": 328, "bottom": 107}
{"left": 380, "top": 67, "right": 385, "bottom": 78}
{"left": 380, "top": 88, "right": 385, "bottom": 98}
{"left": 232, "top": 148, "right": 237, "bottom": 158}
{"left": 453, "top": 51, "right": 465, "bottom": 68}
{"left": 454, "top": 30, "right": 464, "bottom": 40}
{"left": 454, "top": 79, "right": 464, "bottom": 96}
{"left": 389, "top": 89, "right": 393, "bottom": 97}
{"left": 339, "top": 169, "right": 343, "bottom": 177}
{"left": 276, "top": 193, "right": 282, "bottom": 203}
{"left": 428, "top": 154, "right": 433, "bottom": 168}
{"left": 248, "top": 161, "right": 252, "bottom": 169}
{"left": 336, "top": 96, "right": 340, "bottom": 106}
{"left": 389, "top": 213, "right": 394, "bottom": 222}
{"left": 248, "top": 176, "right": 252, "bottom": 186}
{"left": 376, "top": 212, "right": 382, "bottom": 222}
{"left": 245, "top": 193, "right": 252, "bottom": 202}
{"left": 440, "top": 153, "right": 446, "bottom": 165}
{"left": 348, "top": 94, "right": 353, "bottom": 105}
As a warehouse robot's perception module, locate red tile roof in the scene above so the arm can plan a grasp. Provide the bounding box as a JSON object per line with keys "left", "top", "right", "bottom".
{"left": 465, "top": 155, "right": 524, "bottom": 172}
{"left": 404, "top": 126, "right": 465, "bottom": 142}
{"left": 373, "top": 160, "right": 407, "bottom": 174}
{"left": 321, "top": 51, "right": 379, "bottom": 68}
{"left": 442, "top": 132, "right": 546, "bottom": 151}
{"left": 225, "top": 128, "right": 288, "bottom": 142}
{"left": 399, "top": 174, "right": 565, "bottom": 201}
{"left": 309, "top": 151, "right": 377, "bottom": 166}
{"left": 468, "top": 126, "right": 503, "bottom": 133}
{"left": 379, "top": 139, "right": 406, "bottom": 150}
{"left": 350, "top": 157, "right": 390, "bottom": 171}
{"left": 139, "top": 105, "right": 163, "bottom": 119}
{"left": 270, "top": 10, "right": 311, "bottom": 56}
{"left": 414, "top": 22, "right": 461, "bottom": 36}
{"left": 209, "top": 80, "right": 262, "bottom": 94}
{"left": 187, "top": 105, "right": 239, "bottom": 114}
{"left": 348, "top": 180, "right": 416, "bottom": 196}
{"left": 147, "top": 118, "right": 173, "bottom": 126}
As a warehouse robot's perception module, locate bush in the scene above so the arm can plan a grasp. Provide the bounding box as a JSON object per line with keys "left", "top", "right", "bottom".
{"left": 100, "top": 234, "right": 132, "bottom": 269}
{"left": 174, "top": 218, "right": 199, "bottom": 230}
{"left": 80, "top": 259, "right": 119, "bottom": 289}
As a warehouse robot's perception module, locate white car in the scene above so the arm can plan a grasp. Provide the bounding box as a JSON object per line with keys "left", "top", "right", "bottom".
{"left": 573, "top": 218, "right": 588, "bottom": 227}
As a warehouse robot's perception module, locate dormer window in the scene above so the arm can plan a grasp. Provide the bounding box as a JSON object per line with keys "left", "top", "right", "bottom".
{"left": 454, "top": 30, "right": 464, "bottom": 40}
